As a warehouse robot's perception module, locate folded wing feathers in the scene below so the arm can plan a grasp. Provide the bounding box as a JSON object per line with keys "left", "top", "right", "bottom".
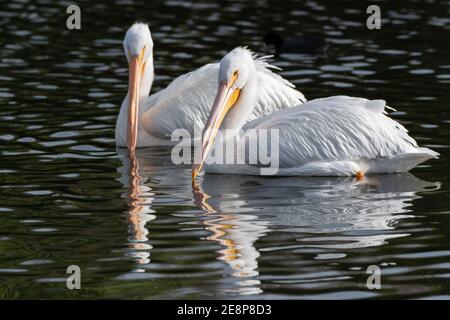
{"left": 151, "top": 63, "right": 218, "bottom": 108}
{"left": 251, "top": 54, "right": 307, "bottom": 120}
{"left": 146, "top": 52, "right": 306, "bottom": 124}
{"left": 249, "top": 96, "right": 427, "bottom": 165}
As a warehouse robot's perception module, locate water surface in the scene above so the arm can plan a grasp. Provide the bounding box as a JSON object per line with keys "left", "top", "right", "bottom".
{"left": 0, "top": 0, "right": 449, "bottom": 299}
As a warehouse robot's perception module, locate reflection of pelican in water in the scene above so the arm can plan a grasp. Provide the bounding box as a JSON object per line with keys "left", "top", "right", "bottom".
{"left": 193, "top": 173, "right": 439, "bottom": 294}
{"left": 116, "top": 148, "right": 439, "bottom": 293}
{"left": 116, "top": 149, "right": 156, "bottom": 269}
{"left": 197, "top": 174, "right": 440, "bottom": 250}
{"left": 193, "top": 182, "right": 268, "bottom": 295}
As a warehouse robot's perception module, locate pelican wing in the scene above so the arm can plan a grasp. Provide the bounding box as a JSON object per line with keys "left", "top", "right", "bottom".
{"left": 251, "top": 56, "right": 306, "bottom": 119}
{"left": 245, "top": 96, "right": 438, "bottom": 173}
{"left": 141, "top": 59, "right": 305, "bottom": 139}
{"left": 142, "top": 63, "right": 218, "bottom": 139}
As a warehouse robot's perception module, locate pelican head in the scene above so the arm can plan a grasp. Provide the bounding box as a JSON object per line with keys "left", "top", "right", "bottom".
{"left": 192, "top": 47, "right": 255, "bottom": 180}
{"left": 217, "top": 47, "right": 254, "bottom": 89}
{"left": 123, "top": 22, "right": 153, "bottom": 152}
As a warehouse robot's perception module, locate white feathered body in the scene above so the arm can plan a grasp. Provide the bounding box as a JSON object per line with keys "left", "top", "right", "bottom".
{"left": 115, "top": 58, "right": 305, "bottom": 147}
{"left": 205, "top": 96, "right": 438, "bottom": 176}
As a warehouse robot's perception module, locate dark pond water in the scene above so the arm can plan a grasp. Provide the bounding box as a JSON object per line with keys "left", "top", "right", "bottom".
{"left": 0, "top": 0, "right": 449, "bottom": 299}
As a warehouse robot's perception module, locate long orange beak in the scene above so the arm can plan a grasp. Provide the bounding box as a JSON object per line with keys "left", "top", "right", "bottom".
{"left": 192, "top": 73, "right": 240, "bottom": 181}
{"left": 127, "top": 49, "right": 145, "bottom": 153}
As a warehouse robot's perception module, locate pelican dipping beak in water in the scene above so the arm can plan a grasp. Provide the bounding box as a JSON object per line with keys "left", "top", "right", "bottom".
{"left": 192, "top": 47, "right": 439, "bottom": 180}
{"left": 115, "top": 23, "right": 306, "bottom": 152}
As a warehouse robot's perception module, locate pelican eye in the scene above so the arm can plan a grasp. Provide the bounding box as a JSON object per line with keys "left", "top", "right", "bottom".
{"left": 229, "top": 70, "right": 239, "bottom": 87}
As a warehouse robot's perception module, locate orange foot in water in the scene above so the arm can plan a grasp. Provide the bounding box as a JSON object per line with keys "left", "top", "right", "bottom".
{"left": 355, "top": 170, "right": 365, "bottom": 181}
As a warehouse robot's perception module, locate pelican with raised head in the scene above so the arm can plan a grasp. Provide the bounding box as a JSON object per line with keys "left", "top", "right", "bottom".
{"left": 115, "top": 23, "right": 306, "bottom": 152}
{"left": 192, "top": 47, "right": 438, "bottom": 179}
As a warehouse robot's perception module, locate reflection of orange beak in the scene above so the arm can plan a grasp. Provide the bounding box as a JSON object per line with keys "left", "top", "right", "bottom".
{"left": 192, "top": 72, "right": 240, "bottom": 180}
{"left": 127, "top": 49, "right": 145, "bottom": 153}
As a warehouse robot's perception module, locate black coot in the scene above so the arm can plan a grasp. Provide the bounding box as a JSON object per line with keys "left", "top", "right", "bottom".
{"left": 263, "top": 32, "right": 328, "bottom": 55}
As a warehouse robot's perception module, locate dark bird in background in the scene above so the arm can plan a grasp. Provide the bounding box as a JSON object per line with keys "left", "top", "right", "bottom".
{"left": 263, "top": 32, "right": 328, "bottom": 56}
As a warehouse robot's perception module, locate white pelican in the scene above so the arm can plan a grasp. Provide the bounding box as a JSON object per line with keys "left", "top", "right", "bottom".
{"left": 192, "top": 47, "right": 439, "bottom": 179}
{"left": 115, "top": 23, "right": 305, "bottom": 151}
